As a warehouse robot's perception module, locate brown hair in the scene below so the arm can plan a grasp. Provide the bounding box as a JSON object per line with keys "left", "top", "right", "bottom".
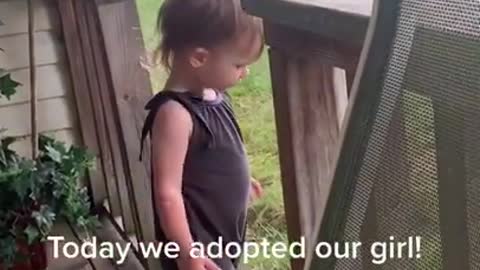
{"left": 156, "top": 0, "right": 263, "bottom": 70}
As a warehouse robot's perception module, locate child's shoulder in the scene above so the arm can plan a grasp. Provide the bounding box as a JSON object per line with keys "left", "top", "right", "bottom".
{"left": 145, "top": 90, "right": 189, "bottom": 110}
{"left": 146, "top": 92, "right": 193, "bottom": 131}
{"left": 140, "top": 91, "right": 195, "bottom": 160}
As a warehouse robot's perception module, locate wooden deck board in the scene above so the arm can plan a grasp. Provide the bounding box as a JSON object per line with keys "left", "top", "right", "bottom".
{"left": 46, "top": 217, "right": 144, "bottom": 270}
{"left": 46, "top": 222, "right": 90, "bottom": 270}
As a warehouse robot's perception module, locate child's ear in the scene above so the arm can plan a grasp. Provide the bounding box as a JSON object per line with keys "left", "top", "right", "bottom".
{"left": 189, "top": 47, "right": 209, "bottom": 68}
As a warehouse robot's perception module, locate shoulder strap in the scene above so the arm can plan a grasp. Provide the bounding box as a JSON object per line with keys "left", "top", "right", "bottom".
{"left": 139, "top": 91, "right": 213, "bottom": 161}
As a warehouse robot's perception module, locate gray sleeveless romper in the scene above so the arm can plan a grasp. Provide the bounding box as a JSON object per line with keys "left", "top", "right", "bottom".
{"left": 140, "top": 90, "right": 251, "bottom": 270}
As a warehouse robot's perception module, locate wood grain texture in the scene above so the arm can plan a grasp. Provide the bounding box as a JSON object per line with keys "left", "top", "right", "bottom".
{"left": 57, "top": 0, "right": 107, "bottom": 207}
{"left": 265, "top": 17, "right": 355, "bottom": 270}
{"left": 73, "top": 0, "right": 123, "bottom": 220}
{"left": 83, "top": 0, "right": 136, "bottom": 234}
{"left": 95, "top": 207, "right": 145, "bottom": 270}
{"left": 242, "top": 0, "right": 372, "bottom": 46}
{"left": 46, "top": 222, "right": 91, "bottom": 270}
{"left": 277, "top": 0, "right": 372, "bottom": 16}
{"left": 0, "top": 0, "right": 59, "bottom": 36}
{"left": 306, "top": 1, "right": 403, "bottom": 268}
{"left": 287, "top": 58, "right": 342, "bottom": 245}
{"left": 93, "top": 1, "right": 158, "bottom": 268}
{"left": 268, "top": 50, "right": 347, "bottom": 270}
{"left": 264, "top": 22, "right": 362, "bottom": 69}
{"left": 268, "top": 48, "right": 304, "bottom": 270}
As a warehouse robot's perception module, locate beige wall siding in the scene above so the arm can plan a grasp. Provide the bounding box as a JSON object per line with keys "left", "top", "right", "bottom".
{"left": 0, "top": 64, "right": 70, "bottom": 106}
{"left": 0, "top": 31, "right": 63, "bottom": 69}
{"left": 0, "top": 0, "right": 81, "bottom": 157}
{"left": 0, "top": 98, "right": 76, "bottom": 136}
{"left": 0, "top": 0, "right": 58, "bottom": 36}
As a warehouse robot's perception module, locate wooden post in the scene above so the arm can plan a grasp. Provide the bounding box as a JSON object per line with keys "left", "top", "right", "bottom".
{"left": 243, "top": 1, "right": 371, "bottom": 268}
{"left": 265, "top": 22, "right": 363, "bottom": 270}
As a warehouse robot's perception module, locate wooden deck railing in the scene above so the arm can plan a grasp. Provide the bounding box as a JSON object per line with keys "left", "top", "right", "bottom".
{"left": 242, "top": 1, "right": 372, "bottom": 269}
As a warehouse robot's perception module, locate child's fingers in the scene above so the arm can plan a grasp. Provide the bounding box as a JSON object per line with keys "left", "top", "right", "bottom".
{"left": 204, "top": 258, "right": 221, "bottom": 270}
{"left": 252, "top": 180, "right": 264, "bottom": 198}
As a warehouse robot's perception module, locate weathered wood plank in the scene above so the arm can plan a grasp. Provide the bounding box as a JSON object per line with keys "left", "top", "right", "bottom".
{"left": 94, "top": 1, "right": 158, "bottom": 269}
{"left": 95, "top": 207, "right": 144, "bottom": 270}
{"left": 72, "top": 0, "right": 123, "bottom": 220}
{"left": 46, "top": 222, "right": 91, "bottom": 270}
{"left": 282, "top": 0, "right": 372, "bottom": 16}
{"left": 243, "top": 0, "right": 372, "bottom": 46}
{"left": 269, "top": 48, "right": 347, "bottom": 270}
{"left": 0, "top": 97, "right": 76, "bottom": 137}
{"left": 261, "top": 15, "right": 362, "bottom": 270}
{"left": 0, "top": 0, "right": 59, "bottom": 36}
{"left": 0, "top": 64, "right": 70, "bottom": 106}
{"left": 333, "top": 67, "right": 349, "bottom": 126}
{"left": 0, "top": 31, "right": 64, "bottom": 70}
{"left": 345, "top": 64, "right": 358, "bottom": 96}
{"left": 286, "top": 57, "right": 342, "bottom": 246}
{"left": 57, "top": 0, "right": 107, "bottom": 207}
{"left": 264, "top": 22, "right": 362, "bottom": 69}
{"left": 67, "top": 212, "right": 123, "bottom": 270}
{"left": 268, "top": 48, "right": 304, "bottom": 270}
{"left": 306, "top": 1, "right": 403, "bottom": 268}
{"left": 83, "top": 0, "right": 136, "bottom": 234}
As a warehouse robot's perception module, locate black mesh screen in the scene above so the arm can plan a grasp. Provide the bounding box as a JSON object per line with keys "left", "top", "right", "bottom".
{"left": 333, "top": 0, "right": 480, "bottom": 269}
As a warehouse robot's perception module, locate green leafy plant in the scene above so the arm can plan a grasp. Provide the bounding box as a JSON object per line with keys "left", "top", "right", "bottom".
{"left": 0, "top": 45, "right": 99, "bottom": 269}
{"left": 0, "top": 134, "right": 100, "bottom": 268}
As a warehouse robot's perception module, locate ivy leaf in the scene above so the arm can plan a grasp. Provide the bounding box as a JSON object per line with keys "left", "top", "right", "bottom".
{"left": 45, "top": 145, "right": 62, "bottom": 163}
{"left": 32, "top": 205, "right": 56, "bottom": 235}
{"left": 0, "top": 74, "right": 20, "bottom": 100}
{"left": 13, "top": 171, "right": 33, "bottom": 199}
{"left": 0, "top": 149, "right": 6, "bottom": 168}
{"left": 38, "top": 135, "right": 55, "bottom": 151}
{"left": 1, "top": 136, "right": 16, "bottom": 148}
{"left": 0, "top": 68, "right": 6, "bottom": 77}
{"left": 24, "top": 225, "right": 40, "bottom": 245}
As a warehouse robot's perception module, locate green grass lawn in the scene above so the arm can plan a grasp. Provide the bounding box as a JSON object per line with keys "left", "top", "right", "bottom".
{"left": 134, "top": 1, "right": 289, "bottom": 269}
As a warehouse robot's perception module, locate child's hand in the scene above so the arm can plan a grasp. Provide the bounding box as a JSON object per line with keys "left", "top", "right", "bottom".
{"left": 249, "top": 177, "right": 264, "bottom": 203}
{"left": 177, "top": 256, "right": 220, "bottom": 270}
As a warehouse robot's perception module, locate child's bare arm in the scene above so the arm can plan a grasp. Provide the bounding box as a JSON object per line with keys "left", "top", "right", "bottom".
{"left": 151, "top": 100, "right": 194, "bottom": 257}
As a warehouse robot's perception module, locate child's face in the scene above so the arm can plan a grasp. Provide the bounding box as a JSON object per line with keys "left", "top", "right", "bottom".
{"left": 198, "top": 33, "right": 262, "bottom": 90}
